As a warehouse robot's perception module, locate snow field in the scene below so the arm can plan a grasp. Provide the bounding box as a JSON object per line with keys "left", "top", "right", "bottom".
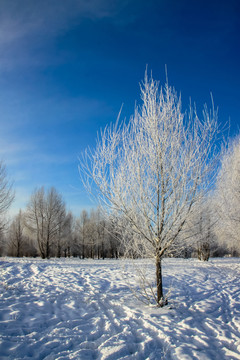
{"left": 0, "top": 257, "right": 240, "bottom": 359}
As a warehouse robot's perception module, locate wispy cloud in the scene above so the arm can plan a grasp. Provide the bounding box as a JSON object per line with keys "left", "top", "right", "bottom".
{"left": 0, "top": 0, "right": 125, "bottom": 42}
{"left": 0, "top": 0, "right": 139, "bottom": 219}
{"left": 0, "top": 132, "right": 74, "bottom": 166}
{"left": 0, "top": 0, "right": 130, "bottom": 68}
{"left": 0, "top": 135, "right": 35, "bottom": 164}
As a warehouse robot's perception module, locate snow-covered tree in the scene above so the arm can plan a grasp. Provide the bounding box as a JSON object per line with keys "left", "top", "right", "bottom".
{"left": 215, "top": 136, "right": 240, "bottom": 255}
{"left": 80, "top": 72, "right": 221, "bottom": 306}
{"left": 74, "top": 209, "right": 122, "bottom": 259}
{"left": 183, "top": 198, "right": 217, "bottom": 261}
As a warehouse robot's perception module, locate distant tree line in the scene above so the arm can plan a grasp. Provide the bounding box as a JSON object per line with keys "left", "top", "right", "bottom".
{"left": 0, "top": 132, "right": 240, "bottom": 260}
{"left": 0, "top": 76, "right": 239, "bottom": 268}
{"left": 0, "top": 186, "right": 122, "bottom": 259}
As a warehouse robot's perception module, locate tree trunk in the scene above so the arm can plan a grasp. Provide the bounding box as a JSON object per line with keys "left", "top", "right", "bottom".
{"left": 102, "top": 241, "right": 105, "bottom": 260}
{"left": 57, "top": 237, "right": 61, "bottom": 257}
{"left": 156, "top": 254, "right": 164, "bottom": 307}
{"left": 82, "top": 240, "right": 85, "bottom": 259}
{"left": 17, "top": 239, "right": 20, "bottom": 257}
{"left": 57, "top": 244, "right": 61, "bottom": 258}
{"left": 46, "top": 239, "right": 50, "bottom": 259}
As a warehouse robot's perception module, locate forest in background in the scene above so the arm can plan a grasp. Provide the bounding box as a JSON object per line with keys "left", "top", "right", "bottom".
{"left": 1, "top": 76, "right": 240, "bottom": 269}
{"left": 0, "top": 133, "right": 239, "bottom": 261}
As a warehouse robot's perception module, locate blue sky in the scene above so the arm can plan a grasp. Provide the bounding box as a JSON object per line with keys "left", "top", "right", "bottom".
{"left": 0, "top": 0, "right": 239, "bottom": 217}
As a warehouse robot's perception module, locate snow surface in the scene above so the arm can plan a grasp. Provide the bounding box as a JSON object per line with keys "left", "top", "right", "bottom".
{"left": 0, "top": 257, "right": 240, "bottom": 360}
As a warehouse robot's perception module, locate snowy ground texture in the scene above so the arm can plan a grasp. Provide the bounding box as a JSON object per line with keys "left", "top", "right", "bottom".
{"left": 0, "top": 257, "right": 240, "bottom": 360}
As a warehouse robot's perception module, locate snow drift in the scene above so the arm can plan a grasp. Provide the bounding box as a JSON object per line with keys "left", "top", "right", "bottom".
{"left": 0, "top": 257, "right": 240, "bottom": 359}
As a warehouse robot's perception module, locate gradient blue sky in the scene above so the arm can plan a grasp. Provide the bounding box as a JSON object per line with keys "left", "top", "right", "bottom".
{"left": 1, "top": 0, "right": 239, "bottom": 217}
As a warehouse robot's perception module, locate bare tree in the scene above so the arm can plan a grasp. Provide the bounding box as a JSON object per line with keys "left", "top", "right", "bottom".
{"left": 75, "top": 209, "right": 89, "bottom": 259}
{"left": 7, "top": 210, "right": 38, "bottom": 257}
{"left": 106, "top": 215, "right": 122, "bottom": 259}
{"left": 62, "top": 211, "right": 74, "bottom": 258}
{"left": 25, "top": 187, "right": 66, "bottom": 258}
{"left": 8, "top": 210, "right": 24, "bottom": 257}
{"left": 55, "top": 207, "right": 68, "bottom": 258}
{"left": 88, "top": 209, "right": 97, "bottom": 259}
{"left": 0, "top": 161, "right": 14, "bottom": 229}
{"left": 0, "top": 228, "right": 6, "bottom": 256}
{"left": 96, "top": 209, "right": 109, "bottom": 259}
{"left": 215, "top": 136, "right": 240, "bottom": 255}
{"left": 80, "top": 72, "right": 221, "bottom": 306}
